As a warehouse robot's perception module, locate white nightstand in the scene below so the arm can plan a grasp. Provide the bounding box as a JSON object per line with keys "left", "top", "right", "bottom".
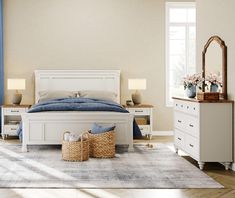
{"left": 1, "top": 105, "right": 31, "bottom": 139}
{"left": 124, "top": 104, "right": 153, "bottom": 136}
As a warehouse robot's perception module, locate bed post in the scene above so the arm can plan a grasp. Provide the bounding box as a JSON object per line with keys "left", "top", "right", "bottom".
{"left": 21, "top": 114, "right": 28, "bottom": 152}
{"left": 128, "top": 114, "right": 134, "bottom": 152}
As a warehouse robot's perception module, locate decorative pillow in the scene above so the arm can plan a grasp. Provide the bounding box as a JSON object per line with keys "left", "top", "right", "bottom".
{"left": 91, "top": 123, "right": 115, "bottom": 134}
{"left": 78, "top": 90, "right": 117, "bottom": 102}
{"left": 38, "top": 90, "right": 77, "bottom": 103}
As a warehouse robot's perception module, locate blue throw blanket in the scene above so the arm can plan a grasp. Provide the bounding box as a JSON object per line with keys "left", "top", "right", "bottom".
{"left": 17, "top": 98, "right": 142, "bottom": 140}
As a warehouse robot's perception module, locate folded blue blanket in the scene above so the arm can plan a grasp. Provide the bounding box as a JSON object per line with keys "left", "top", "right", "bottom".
{"left": 17, "top": 98, "right": 142, "bottom": 140}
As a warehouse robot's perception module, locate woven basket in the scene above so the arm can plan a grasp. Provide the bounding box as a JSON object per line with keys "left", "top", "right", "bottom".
{"left": 89, "top": 130, "right": 115, "bottom": 158}
{"left": 62, "top": 131, "right": 89, "bottom": 161}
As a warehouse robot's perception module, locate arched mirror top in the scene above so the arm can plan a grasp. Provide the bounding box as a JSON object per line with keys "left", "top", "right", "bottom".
{"left": 203, "top": 36, "right": 227, "bottom": 53}
{"left": 202, "top": 35, "right": 227, "bottom": 100}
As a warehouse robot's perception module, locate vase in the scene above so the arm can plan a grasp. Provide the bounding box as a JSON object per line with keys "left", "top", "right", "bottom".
{"left": 210, "top": 84, "right": 219, "bottom": 92}
{"left": 186, "top": 85, "right": 196, "bottom": 98}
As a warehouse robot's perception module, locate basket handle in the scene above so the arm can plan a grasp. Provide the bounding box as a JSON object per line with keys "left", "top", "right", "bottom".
{"left": 63, "top": 131, "right": 71, "bottom": 141}
{"left": 80, "top": 131, "right": 90, "bottom": 161}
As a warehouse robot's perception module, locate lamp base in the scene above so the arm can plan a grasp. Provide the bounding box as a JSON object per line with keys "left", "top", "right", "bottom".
{"left": 132, "top": 91, "right": 142, "bottom": 105}
{"left": 12, "top": 93, "right": 22, "bottom": 105}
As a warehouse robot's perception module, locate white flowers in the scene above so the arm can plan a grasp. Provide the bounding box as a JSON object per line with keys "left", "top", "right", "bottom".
{"left": 183, "top": 73, "right": 204, "bottom": 89}
{"left": 205, "top": 73, "right": 222, "bottom": 87}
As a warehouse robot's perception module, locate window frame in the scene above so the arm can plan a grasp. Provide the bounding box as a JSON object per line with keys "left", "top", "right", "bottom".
{"left": 165, "top": 2, "right": 196, "bottom": 107}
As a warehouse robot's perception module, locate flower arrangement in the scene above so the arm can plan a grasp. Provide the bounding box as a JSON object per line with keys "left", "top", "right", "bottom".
{"left": 205, "top": 73, "right": 222, "bottom": 87}
{"left": 183, "top": 73, "right": 204, "bottom": 90}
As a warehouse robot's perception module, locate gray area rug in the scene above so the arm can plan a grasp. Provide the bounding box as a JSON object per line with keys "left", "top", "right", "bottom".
{"left": 0, "top": 143, "right": 223, "bottom": 188}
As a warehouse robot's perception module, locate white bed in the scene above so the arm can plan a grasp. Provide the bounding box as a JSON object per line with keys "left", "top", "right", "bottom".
{"left": 21, "top": 70, "right": 134, "bottom": 152}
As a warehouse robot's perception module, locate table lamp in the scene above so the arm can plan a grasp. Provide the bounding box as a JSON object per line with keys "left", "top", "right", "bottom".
{"left": 128, "top": 78, "right": 146, "bottom": 105}
{"left": 7, "top": 78, "right": 26, "bottom": 105}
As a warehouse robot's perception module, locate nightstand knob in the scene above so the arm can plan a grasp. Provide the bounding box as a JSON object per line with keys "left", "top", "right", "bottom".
{"left": 11, "top": 110, "right": 19, "bottom": 113}
{"left": 135, "top": 110, "right": 143, "bottom": 113}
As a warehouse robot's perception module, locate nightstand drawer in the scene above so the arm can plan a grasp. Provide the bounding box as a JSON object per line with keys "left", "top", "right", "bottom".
{"left": 4, "top": 108, "right": 27, "bottom": 115}
{"left": 138, "top": 125, "right": 150, "bottom": 133}
{"left": 4, "top": 125, "right": 19, "bottom": 135}
{"left": 127, "top": 108, "right": 150, "bottom": 115}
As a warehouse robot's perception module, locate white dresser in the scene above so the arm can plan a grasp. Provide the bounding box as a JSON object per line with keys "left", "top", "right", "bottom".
{"left": 173, "top": 97, "right": 233, "bottom": 170}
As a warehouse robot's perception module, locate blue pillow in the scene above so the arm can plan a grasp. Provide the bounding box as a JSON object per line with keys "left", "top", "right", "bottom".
{"left": 91, "top": 123, "right": 115, "bottom": 134}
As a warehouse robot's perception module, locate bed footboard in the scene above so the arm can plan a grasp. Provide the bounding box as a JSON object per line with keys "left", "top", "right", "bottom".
{"left": 21, "top": 112, "right": 134, "bottom": 152}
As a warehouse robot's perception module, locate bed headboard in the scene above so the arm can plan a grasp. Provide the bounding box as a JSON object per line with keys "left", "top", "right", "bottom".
{"left": 34, "top": 70, "right": 121, "bottom": 104}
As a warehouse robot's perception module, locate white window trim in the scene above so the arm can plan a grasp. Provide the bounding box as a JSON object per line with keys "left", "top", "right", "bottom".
{"left": 165, "top": 2, "right": 196, "bottom": 107}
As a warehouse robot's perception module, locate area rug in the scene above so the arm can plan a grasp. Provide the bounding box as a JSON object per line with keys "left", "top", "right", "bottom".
{"left": 0, "top": 143, "right": 223, "bottom": 188}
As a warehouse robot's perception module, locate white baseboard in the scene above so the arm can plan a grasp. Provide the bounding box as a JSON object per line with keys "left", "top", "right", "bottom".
{"left": 151, "top": 131, "right": 174, "bottom": 136}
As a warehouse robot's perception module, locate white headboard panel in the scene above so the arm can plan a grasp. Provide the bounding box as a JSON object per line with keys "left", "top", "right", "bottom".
{"left": 34, "top": 70, "right": 121, "bottom": 104}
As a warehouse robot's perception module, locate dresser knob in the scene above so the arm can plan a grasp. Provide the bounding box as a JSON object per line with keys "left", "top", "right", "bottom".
{"left": 189, "top": 144, "right": 194, "bottom": 147}
{"left": 177, "top": 120, "right": 182, "bottom": 123}
{"left": 177, "top": 137, "right": 182, "bottom": 141}
{"left": 189, "top": 124, "right": 194, "bottom": 127}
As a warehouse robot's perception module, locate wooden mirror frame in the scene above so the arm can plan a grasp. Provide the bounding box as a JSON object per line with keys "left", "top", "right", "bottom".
{"left": 202, "top": 35, "right": 227, "bottom": 99}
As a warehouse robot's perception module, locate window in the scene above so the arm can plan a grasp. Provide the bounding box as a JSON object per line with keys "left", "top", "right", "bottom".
{"left": 165, "top": 2, "right": 196, "bottom": 106}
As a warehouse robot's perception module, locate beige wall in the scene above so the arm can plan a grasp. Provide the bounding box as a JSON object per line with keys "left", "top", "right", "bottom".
{"left": 196, "top": 0, "right": 235, "bottom": 160}
{"left": 3, "top": 0, "right": 174, "bottom": 131}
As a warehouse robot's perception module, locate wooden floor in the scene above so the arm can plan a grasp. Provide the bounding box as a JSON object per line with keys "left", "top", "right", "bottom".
{"left": 0, "top": 136, "right": 235, "bottom": 198}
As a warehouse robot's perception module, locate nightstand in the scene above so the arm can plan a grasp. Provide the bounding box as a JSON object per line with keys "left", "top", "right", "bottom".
{"left": 124, "top": 104, "right": 153, "bottom": 136}
{"left": 1, "top": 105, "right": 31, "bottom": 139}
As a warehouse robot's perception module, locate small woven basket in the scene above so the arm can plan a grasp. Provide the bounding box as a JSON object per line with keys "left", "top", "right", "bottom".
{"left": 62, "top": 131, "right": 89, "bottom": 161}
{"left": 89, "top": 130, "right": 115, "bottom": 158}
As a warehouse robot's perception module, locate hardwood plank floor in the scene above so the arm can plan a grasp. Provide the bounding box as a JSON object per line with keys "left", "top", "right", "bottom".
{"left": 0, "top": 136, "right": 234, "bottom": 198}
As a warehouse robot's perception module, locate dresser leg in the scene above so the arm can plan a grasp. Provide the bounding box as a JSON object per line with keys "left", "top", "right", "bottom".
{"left": 198, "top": 161, "right": 205, "bottom": 170}
{"left": 224, "top": 162, "right": 230, "bottom": 170}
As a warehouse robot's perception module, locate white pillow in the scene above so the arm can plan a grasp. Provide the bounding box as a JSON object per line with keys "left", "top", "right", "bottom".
{"left": 38, "top": 90, "right": 77, "bottom": 103}
{"left": 78, "top": 90, "right": 117, "bottom": 102}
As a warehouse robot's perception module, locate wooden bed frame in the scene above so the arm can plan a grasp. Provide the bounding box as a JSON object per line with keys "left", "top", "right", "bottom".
{"left": 21, "top": 70, "right": 134, "bottom": 152}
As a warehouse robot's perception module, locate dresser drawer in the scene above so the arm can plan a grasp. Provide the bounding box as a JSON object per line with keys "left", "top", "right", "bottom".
{"left": 185, "top": 134, "right": 199, "bottom": 159}
{"left": 185, "top": 115, "right": 199, "bottom": 138}
{"left": 4, "top": 125, "right": 19, "bottom": 135}
{"left": 174, "top": 100, "right": 199, "bottom": 116}
{"left": 127, "top": 108, "right": 150, "bottom": 115}
{"left": 174, "top": 112, "right": 199, "bottom": 138}
{"left": 174, "top": 129, "right": 185, "bottom": 149}
{"left": 4, "top": 108, "right": 27, "bottom": 115}
{"left": 174, "top": 112, "right": 187, "bottom": 131}
{"left": 186, "top": 103, "right": 199, "bottom": 116}
{"left": 174, "top": 101, "right": 185, "bottom": 112}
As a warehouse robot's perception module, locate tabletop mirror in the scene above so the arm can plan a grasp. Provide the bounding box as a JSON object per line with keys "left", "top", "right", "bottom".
{"left": 202, "top": 35, "right": 227, "bottom": 99}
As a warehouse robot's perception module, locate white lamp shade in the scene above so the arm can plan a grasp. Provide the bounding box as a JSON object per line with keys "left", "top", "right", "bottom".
{"left": 128, "top": 79, "right": 146, "bottom": 90}
{"left": 7, "top": 79, "right": 26, "bottom": 90}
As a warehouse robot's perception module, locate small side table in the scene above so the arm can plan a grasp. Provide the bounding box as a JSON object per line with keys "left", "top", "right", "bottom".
{"left": 1, "top": 104, "right": 31, "bottom": 139}
{"left": 123, "top": 104, "right": 153, "bottom": 136}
